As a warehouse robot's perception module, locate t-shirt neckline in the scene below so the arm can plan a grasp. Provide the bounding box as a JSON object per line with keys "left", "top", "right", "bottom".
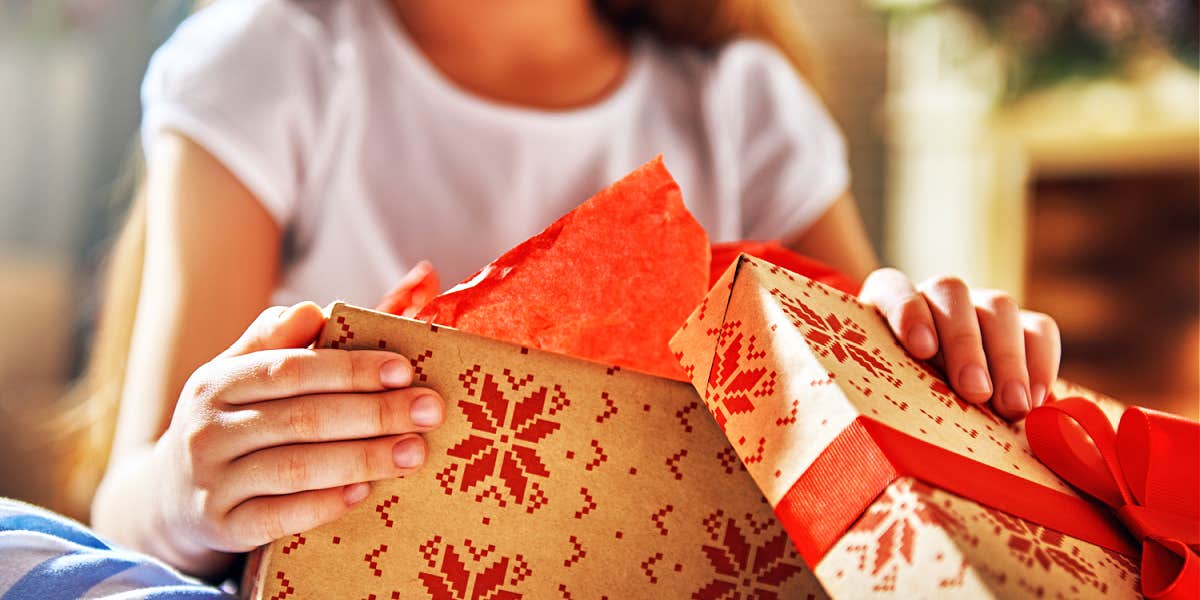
{"left": 367, "top": 0, "right": 652, "bottom": 128}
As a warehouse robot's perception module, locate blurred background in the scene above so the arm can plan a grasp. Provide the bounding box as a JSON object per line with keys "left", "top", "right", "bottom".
{"left": 0, "top": 0, "right": 1196, "bottom": 521}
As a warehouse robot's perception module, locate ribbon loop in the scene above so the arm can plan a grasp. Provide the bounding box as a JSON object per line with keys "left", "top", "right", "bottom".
{"left": 1028, "top": 397, "right": 1200, "bottom": 600}
{"left": 1025, "top": 397, "right": 1131, "bottom": 507}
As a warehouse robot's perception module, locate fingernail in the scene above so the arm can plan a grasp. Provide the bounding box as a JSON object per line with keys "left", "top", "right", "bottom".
{"left": 959, "top": 364, "right": 992, "bottom": 397}
{"left": 1030, "top": 384, "right": 1047, "bottom": 408}
{"left": 392, "top": 438, "right": 425, "bottom": 468}
{"left": 410, "top": 395, "right": 443, "bottom": 427}
{"left": 1002, "top": 381, "right": 1030, "bottom": 415}
{"left": 380, "top": 359, "right": 412, "bottom": 388}
{"left": 342, "top": 482, "right": 370, "bottom": 505}
{"left": 277, "top": 304, "right": 298, "bottom": 321}
{"left": 282, "top": 301, "right": 315, "bottom": 319}
{"left": 906, "top": 325, "right": 938, "bottom": 357}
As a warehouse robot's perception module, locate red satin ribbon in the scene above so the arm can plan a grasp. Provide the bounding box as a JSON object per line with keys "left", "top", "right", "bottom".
{"left": 773, "top": 416, "right": 1138, "bottom": 568}
{"left": 772, "top": 401, "right": 1199, "bottom": 597}
{"left": 1026, "top": 397, "right": 1200, "bottom": 599}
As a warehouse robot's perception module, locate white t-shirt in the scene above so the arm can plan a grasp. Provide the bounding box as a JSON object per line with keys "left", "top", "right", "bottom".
{"left": 141, "top": 0, "right": 849, "bottom": 308}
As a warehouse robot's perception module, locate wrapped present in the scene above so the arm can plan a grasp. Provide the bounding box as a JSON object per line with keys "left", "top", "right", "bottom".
{"left": 243, "top": 159, "right": 835, "bottom": 598}
{"left": 241, "top": 302, "right": 828, "bottom": 598}
{"left": 669, "top": 254, "right": 1161, "bottom": 598}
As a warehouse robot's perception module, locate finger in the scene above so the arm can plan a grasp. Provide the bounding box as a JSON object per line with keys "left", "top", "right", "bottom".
{"left": 217, "top": 434, "right": 426, "bottom": 510}
{"left": 973, "top": 289, "right": 1030, "bottom": 419}
{"left": 1021, "top": 310, "right": 1061, "bottom": 409}
{"left": 220, "top": 388, "right": 445, "bottom": 457}
{"left": 860, "top": 268, "right": 939, "bottom": 359}
{"left": 223, "top": 482, "right": 372, "bottom": 550}
{"left": 221, "top": 302, "right": 327, "bottom": 358}
{"left": 210, "top": 348, "right": 414, "bottom": 405}
{"left": 404, "top": 265, "right": 440, "bottom": 318}
{"left": 376, "top": 260, "right": 441, "bottom": 317}
{"left": 919, "top": 276, "right": 992, "bottom": 403}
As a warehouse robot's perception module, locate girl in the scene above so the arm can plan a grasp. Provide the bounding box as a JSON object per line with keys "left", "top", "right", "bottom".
{"left": 72, "top": 0, "right": 1059, "bottom": 584}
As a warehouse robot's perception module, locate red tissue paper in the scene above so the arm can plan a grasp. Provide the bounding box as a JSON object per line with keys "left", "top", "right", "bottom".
{"left": 379, "top": 157, "right": 859, "bottom": 381}
{"left": 414, "top": 157, "right": 709, "bottom": 380}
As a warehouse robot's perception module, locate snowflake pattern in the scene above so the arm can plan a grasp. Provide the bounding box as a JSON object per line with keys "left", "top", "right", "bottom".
{"left": 440, "top": 366, "right": 568, "bottom": 510}
{"left": 704, "top": 321, "right": 777, "bottom": 430}
{"left": 833, "top": 479, "right": 1139, "bottom": 597}
{"left": 418, "top": 537, "right": 530, "bottom": 600}
{"left": 693, "top": 511, "right": 805, "bottom": 599}
{"left": 769, "top": 287, "right": 903, "bottom": 389}
{"left": 840, "top": 480, "right": 970, "bottom": 593}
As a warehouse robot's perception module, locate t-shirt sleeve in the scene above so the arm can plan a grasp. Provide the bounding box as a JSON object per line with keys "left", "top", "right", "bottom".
{"left": 140, "top": 0, "right": 327, "bottom": 225}
{"left": 706, "top": 40, "right": 850, "bottom": 241}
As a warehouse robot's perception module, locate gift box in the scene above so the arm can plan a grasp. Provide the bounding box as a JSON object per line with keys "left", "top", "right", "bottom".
{"left": 669, "top": 254, "right": 1198, "bottom": 598}
{"left": 243, "top": 154, "right": 1196, "bottom": 598}
{"left": 242, "top": 302, "right": 829, "bottom": 599}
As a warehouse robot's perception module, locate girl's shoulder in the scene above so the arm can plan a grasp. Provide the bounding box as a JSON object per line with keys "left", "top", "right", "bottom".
{"left": 147, "top": 0, "right": 367, "bottom": 94}
{"left": 140, "top": 0, "right": 372, "bottom": 226}
{"left": 648, "top": 37, "right": 830, "bottom": 138}
{"left": 663, "top": 37, "right": 817, "bottom": 101}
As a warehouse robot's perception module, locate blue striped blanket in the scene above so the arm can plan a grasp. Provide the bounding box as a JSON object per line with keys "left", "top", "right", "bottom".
{"left": 0, "top": 498, "right": 231, "bottom": 599}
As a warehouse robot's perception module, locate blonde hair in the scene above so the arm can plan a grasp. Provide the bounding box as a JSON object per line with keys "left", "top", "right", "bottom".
{"left": 61, "top": 0, "right": 820, "bottom": 514}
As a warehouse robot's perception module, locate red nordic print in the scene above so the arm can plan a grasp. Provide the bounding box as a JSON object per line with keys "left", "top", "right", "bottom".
{"left": 976, "top": 505, "right": 1112, "bottom": 592}
{"left": 440, "top": 366, "right": 568, "bottom": 511}
{"left": 280, "top": 533, "right": 305, "bottom": 555}
{"left": 693, "top": 510, "right": 804, "bottom": 599}
{"left": 268, "top": 571, "right": 295, "bottom": 600}
{"left": 716, "top": 446, "right": 746, "bottom": 475}
{"left": 705, "top": 321, "right": 777, "bottom": 430}
{"left": 563, "top": 535, "right": 586, "bottom": 568}
{"left": 410, "top": 349, "right": 434, "bottom": 383}
{"left": 328, "top": 316, "right": 355, "bottom": 349}
{"left": 376, "top": 495, "right": 400, "bottom": 527}
{"left": 840, "top": 480, "right": 969, "bottom": 593}
{"left": 769, "top": 288, "right": 903, "bottom": 389}
{"left": 364, "top": 544, "right": 388, "bottom": 577}
{"left": 418, "top": 536, "right": 530, "bottom": 600}
{"left": 594, "top": 391, "right": 618, "bottom": 423}
{"left": 573, "top": 487, "right": 596, "bottom": 520}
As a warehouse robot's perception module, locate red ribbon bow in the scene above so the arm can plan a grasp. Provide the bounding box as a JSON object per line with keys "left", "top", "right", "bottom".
{"left": 1026, "top": 397, "right": 1200, "bottom": 599}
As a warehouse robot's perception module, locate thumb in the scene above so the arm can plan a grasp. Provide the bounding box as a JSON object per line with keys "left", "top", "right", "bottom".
{"left": 221, "top": 301, "right": 327, "bottom": 358}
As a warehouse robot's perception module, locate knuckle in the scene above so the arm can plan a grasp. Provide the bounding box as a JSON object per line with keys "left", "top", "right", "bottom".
{"left": 880, "top": 293, "right": 925, "bottom": 329}
{"left": 1024, "top": 311, "right": 1059, "bottom": 336}
{"left": 197, "top": 489, "right": 224, "bottom": 523}
{"left": 987, "top": 350, "right": 1026, "bottom": 372}
{"left": 372, "top": 394, "right": 394, "bottom": 434}
{"left": 976, "top": 290, "right": 1018, "bottom": 314}
{"left": 345, "top": 351, "right": 368, "bottom": 389}
{"left": 862, "top": 267, "right": 903, "bottom": 289}
{"left": 286, "top": 399, "right": 324, "bottom": 439}
{"left": 183, "top": 365, "right": 219, "bottom": 404}
{"left": 944, "top": 331, "right": 983, "bottom": 357}
{"left": 279, "top": 452, "right": 310, "bottom": 490}
{"left": 257, "top": 504, "right": 289, "bottom": 542}
{"left": 259, "top": 306, "right": 287, "bottom": 324}
{"left": 327, "top": 350, "right": 357, "bottom": 389}
{"left": 894, "top": 293, "right": 927, "bottom": 319}
{"left": 924, "top": 275, "right": 968, "bottom": 294}
{"left": 265, "top": 354, "right": 304, "bottom": 390}
{"left": 183, "top": 419, "right": 220, "bottom": 458}
{"left": 358, "top": 441, "right": 384, "bottom": 478}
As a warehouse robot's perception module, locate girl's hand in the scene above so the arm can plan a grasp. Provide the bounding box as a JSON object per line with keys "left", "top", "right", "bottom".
{"left": 859, "top": 269, "right": 1061, "bottom": 420}
{"left": 153, "top": 302, "right": 445, "bottom": 564}
{"left": 376, "top": 260, "right": 440, "bottom": 317}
